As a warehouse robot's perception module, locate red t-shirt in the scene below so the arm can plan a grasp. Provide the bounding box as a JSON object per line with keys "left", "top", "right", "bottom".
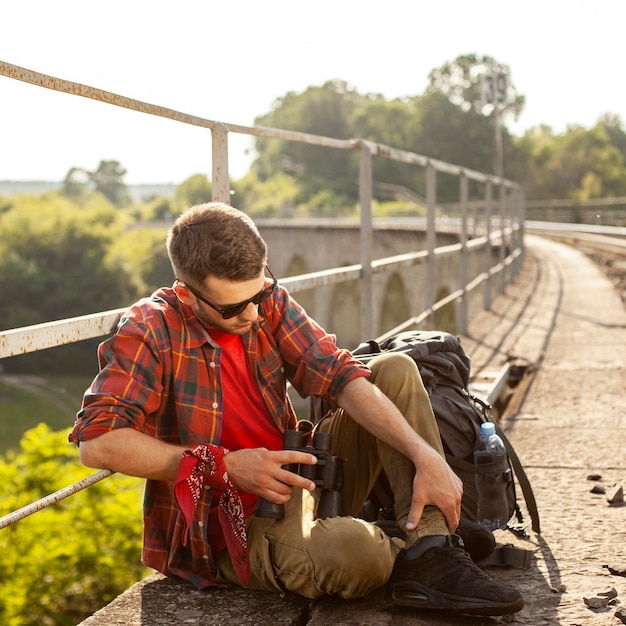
{"left": 205, "top": 329, "right": 283, "bottom": 553}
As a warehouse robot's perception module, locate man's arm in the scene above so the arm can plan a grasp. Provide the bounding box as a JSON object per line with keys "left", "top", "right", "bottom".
{"left": 336, "top": 376, "right": 462, "bottom": 533}
{"left": 79, "top": 428, "right": 317, "bottom": 503}
{"left": 78, "top": 428, "right": 186, "bottom": 481}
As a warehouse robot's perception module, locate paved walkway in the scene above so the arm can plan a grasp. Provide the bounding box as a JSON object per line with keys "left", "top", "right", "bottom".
{"left": 80, "top": 235, "right": 626, "bottom": 625}
{"left": 458, "top": 235, "right": 626, "bottom": 625}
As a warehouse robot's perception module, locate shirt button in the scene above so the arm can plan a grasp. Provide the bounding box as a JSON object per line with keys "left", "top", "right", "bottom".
{"left": 209, "top": 362, "right": 216, "bottom": 368}
{"left": 212, "top": 402, "right": 219, "bottom": 409}
{"left": 198, "top": 521, "right": 204, "bottom": 528}
{"left": 203, "top": 555, "right": 210, "bottom": 561}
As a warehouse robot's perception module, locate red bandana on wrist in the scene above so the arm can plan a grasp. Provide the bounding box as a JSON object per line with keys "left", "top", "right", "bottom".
{"left": 174, "top": 444, "right": 250, "bottom": 585}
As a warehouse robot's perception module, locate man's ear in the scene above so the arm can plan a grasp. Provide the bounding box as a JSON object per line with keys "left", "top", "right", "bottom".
{"left": 173, "top": 281, "right": 194, "bottom": 306}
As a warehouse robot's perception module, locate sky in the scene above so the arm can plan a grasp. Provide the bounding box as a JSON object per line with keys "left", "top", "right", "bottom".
{"left": 1, "top": 0, "right": 624, "bottom": 184}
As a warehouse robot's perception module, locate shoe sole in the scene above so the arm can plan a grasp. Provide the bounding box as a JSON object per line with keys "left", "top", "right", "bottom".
{"left": 388, "top": 581, "right": 524, "bottom": 616}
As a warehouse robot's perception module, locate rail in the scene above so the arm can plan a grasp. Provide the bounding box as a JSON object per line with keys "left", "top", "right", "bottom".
{"left": 525, "top": 221, "right": 626, "bottom": 255}
{"left": 0, "top": 60, "right": 525, "bottom": 528}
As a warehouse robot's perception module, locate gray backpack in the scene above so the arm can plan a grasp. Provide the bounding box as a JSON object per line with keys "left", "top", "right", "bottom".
{"left": 351, "top": 330, "right": 540, "bottom": 541}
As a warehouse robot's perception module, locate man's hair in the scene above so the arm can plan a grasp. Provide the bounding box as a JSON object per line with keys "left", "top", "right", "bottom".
{"left": 166, "top": 202, "right": 267, "bottom": 286}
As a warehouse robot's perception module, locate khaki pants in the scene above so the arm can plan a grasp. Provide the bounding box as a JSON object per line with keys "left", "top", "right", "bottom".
{"left": 216, "top": 352, "right": 448, "bottom": 598}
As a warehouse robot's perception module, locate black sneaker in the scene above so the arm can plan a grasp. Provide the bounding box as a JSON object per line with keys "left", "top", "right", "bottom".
{"left": 387, "top": 535, "right": 524, "bottom": 616}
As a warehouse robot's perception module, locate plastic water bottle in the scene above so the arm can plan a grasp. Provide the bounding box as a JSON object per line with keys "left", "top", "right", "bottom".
{"left": 473, "top": 422, "right": 510, "bottom": 532}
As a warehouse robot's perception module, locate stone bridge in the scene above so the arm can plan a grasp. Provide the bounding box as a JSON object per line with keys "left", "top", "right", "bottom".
{"left": 257, "top": 219, "right": 491, "bottom": 350}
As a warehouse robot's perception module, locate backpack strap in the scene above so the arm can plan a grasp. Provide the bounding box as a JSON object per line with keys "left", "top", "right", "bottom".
{"left": 478, "top": 544, "right": 533, "bottom": 569}
{"left": 493, "top": 422, "right": 541, "bottom": 534}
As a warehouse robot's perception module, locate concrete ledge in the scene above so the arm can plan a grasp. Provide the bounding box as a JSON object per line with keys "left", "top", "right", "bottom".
{"left": 79, "top": 573, "right": 411, "bottom": 626}
{"left": 78, "top": 573, "right": 311, "bottom": 626}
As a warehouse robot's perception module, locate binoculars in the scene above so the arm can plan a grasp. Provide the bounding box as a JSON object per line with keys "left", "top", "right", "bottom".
{"left": 255, "top": 427, "right": 344, "bottom": 520}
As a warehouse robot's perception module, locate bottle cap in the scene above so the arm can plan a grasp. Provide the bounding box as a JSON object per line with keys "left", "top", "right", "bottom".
{"left": 480, "top": 422, "right": 496, "bottom": 436}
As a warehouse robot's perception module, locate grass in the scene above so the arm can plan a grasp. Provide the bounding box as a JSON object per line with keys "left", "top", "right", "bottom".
{"left": 0, "top": 375, "right": 92, "bottom": 454}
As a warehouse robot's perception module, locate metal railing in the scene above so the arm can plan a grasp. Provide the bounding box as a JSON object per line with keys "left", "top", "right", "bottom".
{"left": 0, "top": 60, "right": 525, "bottom": 527}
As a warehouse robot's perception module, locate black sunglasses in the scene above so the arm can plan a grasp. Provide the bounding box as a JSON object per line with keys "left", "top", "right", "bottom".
{"left": 179, "top": 267, "right": 278, "bottom": 319}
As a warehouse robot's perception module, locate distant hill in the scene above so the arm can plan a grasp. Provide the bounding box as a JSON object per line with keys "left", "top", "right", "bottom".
{"left": 0, "top": 180, "right": 176, "bottom": 201}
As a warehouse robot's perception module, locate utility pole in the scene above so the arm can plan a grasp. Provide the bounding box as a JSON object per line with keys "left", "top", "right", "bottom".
{"left": 481, "top": 72, "right": 508, "bottom": 178}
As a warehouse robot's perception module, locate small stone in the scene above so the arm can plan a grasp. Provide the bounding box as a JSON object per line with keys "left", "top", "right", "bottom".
{"left": 605, "top": 563, "right": 626, "bottom": 577}
{"left": 616, "top": 607, "right": 626, "bottom": 624}
{"left": 597, "top": 586, "right": 618, "bottom": 599}
{"left": 584, "top": 596, "right": 609, "bottom": 609}
{"left": 590, "top": 485, "right": 606, "bottom": 494}
{"left": 587, "top": 474, "right": 603, "bottom": 481}
{"left": 606, "top": 484, "right": 624, "bottom": 505}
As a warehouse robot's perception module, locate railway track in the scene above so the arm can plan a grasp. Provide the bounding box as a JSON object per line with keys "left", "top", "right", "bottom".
{"left": 525, "top": 221, "right": 626, "bottom": 308}
{"left": 462, "top": 221, "right": 625, "bottom": 406}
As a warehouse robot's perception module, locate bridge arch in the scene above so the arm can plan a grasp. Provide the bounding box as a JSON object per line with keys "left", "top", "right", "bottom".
{"left": 377, "top": 272, "right": 411, "bottom": 337}
{"left": 433, "top": 285, "right": 457, "bottom": 334}
{"left": 285, "top": 254, "right": 315, "bottom": 315}
{"left": 328, "top": 262, "right": 361, "bottom": 349}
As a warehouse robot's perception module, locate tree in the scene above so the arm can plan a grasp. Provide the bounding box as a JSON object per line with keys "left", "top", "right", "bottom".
{"left": 511, "top": 119, "right": 626, "bottom": 200}
{"left": 174, "top": 174, "right": 212, "bottom": 214}
{"left": 596, "top": 113, "right": 626, "bottom": 162}
{"left": 232, "top": 171, "right": 301, "bottom": 217}
{"left": 90, "top": 160, "right": 131, "bottom": 207}
{"left": 252, "top": 80, "right": 365, "bottom": 201}
{"left": 110, "top": 226, "right": 174, "bottom": 296}
{"left": 0, "top": 194, "right": 137, "bottom": 372}
{"left": 349, "top": 96, "right": 422, "bottom": 195}
{"left": 0, "top": 424, "right": 147, "bottom": 626}
{"left": 63, "top": 167, "right": 91, "bottom": 200}
{"left": 426, "top": 53, "right": 524, "bottom": 120}
{"left": 426, "top": 54, "right": 523, "bottom": 184}
{"left": 62, "top": 161, "right": 131, "bottom": 207}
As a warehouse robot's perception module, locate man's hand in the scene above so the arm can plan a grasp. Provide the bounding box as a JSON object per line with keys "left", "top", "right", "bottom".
{"left": 224, "top": 448, "right": 317, "bottom": 504}
{"left": 406, "top": 444, "right": 463, "bottom": 533}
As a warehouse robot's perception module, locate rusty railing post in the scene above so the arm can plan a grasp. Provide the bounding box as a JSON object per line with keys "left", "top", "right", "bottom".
{"left": 425, "top": 162, "right": 437, "bottom": 321}
{"left": 358, "top": 140, "right": 374, "bottom": 340}
{"left": 458, "top": 171, "right": 469, "bottom": 335}
{"left": 483, "top": 177, "right": 493, "bottom": 310}
{"left": 211, "top": 122, "right": 230, "bottom": 203}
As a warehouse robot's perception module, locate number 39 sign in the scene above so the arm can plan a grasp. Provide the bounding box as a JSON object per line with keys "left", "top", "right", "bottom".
{"left": 481, "top": 72, "right": 509, "bottom": 107}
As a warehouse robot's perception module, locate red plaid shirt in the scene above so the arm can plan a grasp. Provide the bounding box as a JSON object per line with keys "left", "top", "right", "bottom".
{"left": 69, "top": 285, "right": 369, "bottom": 589}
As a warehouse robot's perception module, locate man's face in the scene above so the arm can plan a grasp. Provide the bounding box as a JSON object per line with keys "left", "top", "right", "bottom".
{"left": 180, "top": 270, "right": 268, "bottom": 335}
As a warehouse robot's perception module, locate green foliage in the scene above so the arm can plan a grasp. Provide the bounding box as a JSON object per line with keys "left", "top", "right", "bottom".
{"left": 372, "top": 199, "right": 426, "bottom": 219}
{"left": 174, "top": 174, "right": 212, "bottom": 214}
{"left": 249, "top": 63, "right": 520, "bottom": 206}
{"left": 304, "top": 188, "right": 356, "bottom": 218}
{"left": 63, "top": 167, "right": 91, "bottom": 202}
{"left": 427, "top": 53, "right": 525, "bottom": 120}
{"left": 0, "top": 194, "right": 139, "bottom": 372}
{"left": 0, "top": 194, "right": 131, "bottom": 326}
{"left": 233, "top": 171, "right": 304, "bottom": 217}
{"left": 91, "top": 160, "right": 131, "bottom": 207}
{"left": 142, "top": 194, "right": 175, "bottom": 221}
{"left": 110, "top": 226, "right": 174, "bottom": 296}
{"left": 0, "top": 424, "right": 147, "bottom": 626}
{"left": 413, "top": 92, "right": 497, "bottom": 173}
{"left": 253, "top": 80, "right": 364, "bottom": 201}
{"left": 63, "top": 160, "right": 131, "bottom": 208}
{"left": 511, "top": 119, "right": 626, "bottom": 200}
{"left": 248, "top": 55, "right": 626, "bottom": 207}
